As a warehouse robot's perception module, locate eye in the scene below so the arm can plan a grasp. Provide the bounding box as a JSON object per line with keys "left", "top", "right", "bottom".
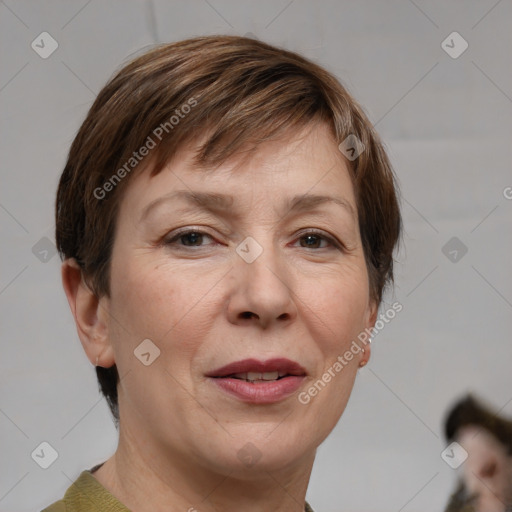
{"left": 294, "top": 230, "right": 340, "bottom": 250}
{"left": 162, "top": 228, "right": 343, "bottom": 251}
{"left": 163, "top": 229, "right": 216, "bottom": 249}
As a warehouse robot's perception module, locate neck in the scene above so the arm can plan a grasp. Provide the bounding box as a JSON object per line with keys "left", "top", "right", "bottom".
{"left": 92, "top": 421, "right": 315, "bottom": 512}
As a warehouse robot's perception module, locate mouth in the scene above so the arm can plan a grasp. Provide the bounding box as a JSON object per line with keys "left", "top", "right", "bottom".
{"left": 206, "top": 358, "right": 307, "bottom": 403}
{"left": 227, "top": 371, "right": 290, "bottom": 382}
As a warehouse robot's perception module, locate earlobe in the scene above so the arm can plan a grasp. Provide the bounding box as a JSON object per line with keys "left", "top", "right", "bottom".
{"left": 61, "top": 259, "right": 114, "bottom": 367}
{"left": 358, "top": 341, "right": 371, "bottom": 368}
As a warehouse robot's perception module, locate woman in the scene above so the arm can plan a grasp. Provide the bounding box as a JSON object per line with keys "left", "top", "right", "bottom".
{"left": 444, "top": 394, "right": 512, "bottom": 512}
{"left": 43, "top": 35, "right": 401, "bottom": 511}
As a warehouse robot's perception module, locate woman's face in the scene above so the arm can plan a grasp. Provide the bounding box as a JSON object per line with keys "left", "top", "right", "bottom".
{"left": 101, "top": 122, "right": 377, "bottom": 474}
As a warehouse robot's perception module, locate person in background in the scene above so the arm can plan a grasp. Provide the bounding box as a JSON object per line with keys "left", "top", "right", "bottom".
{"left": 443, "top": 394, "right": 512, "bottom": 512}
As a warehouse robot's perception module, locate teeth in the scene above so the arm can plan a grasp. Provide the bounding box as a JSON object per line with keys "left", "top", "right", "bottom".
{"left": 232, "top": 371, "right": 280, "bottom": 382}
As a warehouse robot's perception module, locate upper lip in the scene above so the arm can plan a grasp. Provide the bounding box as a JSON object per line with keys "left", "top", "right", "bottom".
{"left": 206, "top": 358, "right": 307, "bottom": 378}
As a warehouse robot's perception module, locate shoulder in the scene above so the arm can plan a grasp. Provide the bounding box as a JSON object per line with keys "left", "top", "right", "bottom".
{"left": 41, "top": 499, "right": 67, "bottom": 512}
{"left": 40, "top": 468, "right": 130, "bottom": 512}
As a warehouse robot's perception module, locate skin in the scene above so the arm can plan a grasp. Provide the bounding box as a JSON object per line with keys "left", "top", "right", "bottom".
{"left": 457, "top": 426, "right": 512, "bottom": 511}
{"left": 62, "top": 122, "right": 377, "bottom": 512}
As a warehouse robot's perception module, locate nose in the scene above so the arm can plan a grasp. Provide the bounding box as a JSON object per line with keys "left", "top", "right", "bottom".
{"left": 226, "top": 239, "right": 297, "bottom": 329}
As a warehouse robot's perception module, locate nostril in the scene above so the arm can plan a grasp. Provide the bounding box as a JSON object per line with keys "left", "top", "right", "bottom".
{"left": 241, "top": 311, "right": 257, "bottom": 319}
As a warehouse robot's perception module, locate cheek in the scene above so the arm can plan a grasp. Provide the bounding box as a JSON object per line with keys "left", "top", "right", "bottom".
{"left": 108, "top": 257, "right": 223, "bottom": 371}
{"left": 111, "top": 256, "right": 195, "bottom": 331}
{"left": 107, "top": 259, "right": 219, "bottom": 428}
{"left": 293, "top": 267, "right": 371, "bottom": 431}
{"left": 298, "top": 264, "right": 371, "bottom": 350}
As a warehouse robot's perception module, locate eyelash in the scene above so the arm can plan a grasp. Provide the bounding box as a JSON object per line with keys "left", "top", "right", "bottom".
{"left": 163, "top": 228, "right": 342, "bottom": 251}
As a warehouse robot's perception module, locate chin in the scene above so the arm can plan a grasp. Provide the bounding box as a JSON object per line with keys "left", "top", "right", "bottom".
{"left": 194, "top": 431, "right": 312, "bottom": 477}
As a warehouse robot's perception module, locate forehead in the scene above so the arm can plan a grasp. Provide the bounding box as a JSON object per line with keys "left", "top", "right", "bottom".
{"left": 119, "top": 122, "right": 357, "bottom": 220}
{"left": 457, "top": 426, "right": 505, "bottom": 453}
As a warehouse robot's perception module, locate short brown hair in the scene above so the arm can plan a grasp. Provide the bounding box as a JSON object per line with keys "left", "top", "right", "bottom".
{"left": 56, "top": 35, "right": 401, "bottom": 426}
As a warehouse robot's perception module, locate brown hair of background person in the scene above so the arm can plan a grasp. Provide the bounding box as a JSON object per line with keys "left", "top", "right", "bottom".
{"left": 55, "top": 35, "right": 402, "bottom": 427}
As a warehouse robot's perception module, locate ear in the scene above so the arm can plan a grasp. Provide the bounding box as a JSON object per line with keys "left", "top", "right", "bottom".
{"left": 61, "top": 259, "right": 115, "bottom": 368}
{"left": 361, "top": 299, "right": 378, "bottom": 366}
{"left": 367, "top": 299, "right": 378, "bottom": 330}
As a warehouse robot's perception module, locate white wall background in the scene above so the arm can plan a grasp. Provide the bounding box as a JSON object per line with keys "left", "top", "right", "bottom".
{"left": 1, "top": 1, "right": 511, "bottom": 511}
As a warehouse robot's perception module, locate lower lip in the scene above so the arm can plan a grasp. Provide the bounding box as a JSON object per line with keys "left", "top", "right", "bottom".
{"left": 209, "top": 376, "right": 305, "bottom": 404}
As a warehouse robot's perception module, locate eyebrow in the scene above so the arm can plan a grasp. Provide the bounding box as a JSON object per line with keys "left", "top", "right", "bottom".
{"left": 140, "top": 190, "right": 356, "bottom": 222}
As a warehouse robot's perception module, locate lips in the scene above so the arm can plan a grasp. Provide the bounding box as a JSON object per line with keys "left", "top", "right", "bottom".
{"left": 206, "top": 358, "right": 306, "bottom": 403}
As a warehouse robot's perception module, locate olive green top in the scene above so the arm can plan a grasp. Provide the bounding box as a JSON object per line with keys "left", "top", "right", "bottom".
{"left": 41, "top": 464, "right": 316, "bottom": 512}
